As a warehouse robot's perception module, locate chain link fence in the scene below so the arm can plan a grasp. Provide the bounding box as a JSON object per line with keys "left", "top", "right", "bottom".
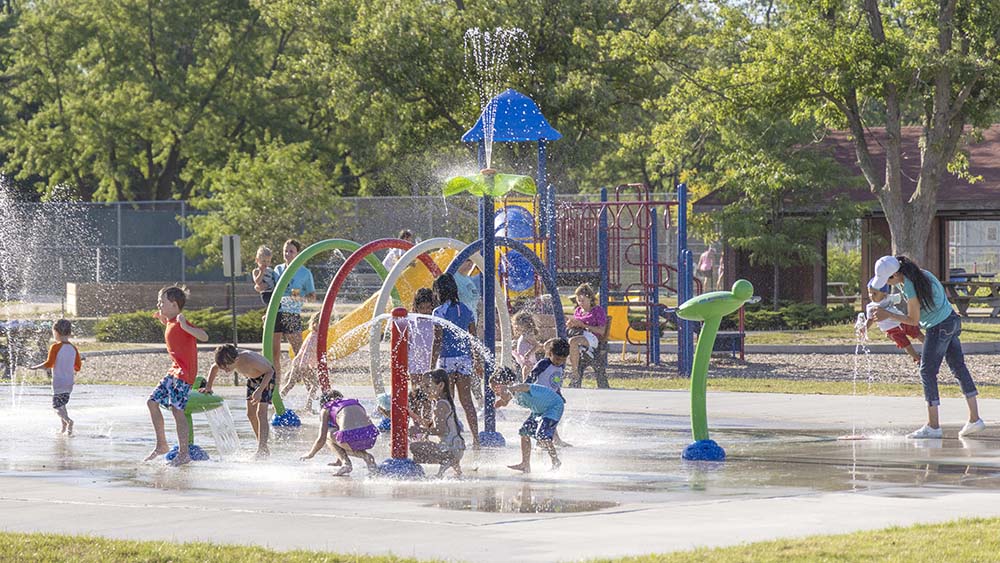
{"left": 1, "top": 194, "right": 691, "bottom": 298}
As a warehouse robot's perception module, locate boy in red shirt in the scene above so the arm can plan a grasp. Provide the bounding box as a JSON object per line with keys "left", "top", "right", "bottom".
{"left": 143, "top": 286, "right": 208, "bottom": 466}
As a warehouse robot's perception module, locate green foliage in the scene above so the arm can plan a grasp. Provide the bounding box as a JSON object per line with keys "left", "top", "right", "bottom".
{"left": 93, "top": 312, "right": 163, "bottom": 343}
{"left": 178, "top": 137, "right": 339, "bottom": 270}
{"left": 721, "top": 303, "right": 855, "bottom": 332}
{"left": 827, "top": 246, "right": 862, "bottom": 296}
{"left": 95, "top": 308, "right": 265, "bottom": 343}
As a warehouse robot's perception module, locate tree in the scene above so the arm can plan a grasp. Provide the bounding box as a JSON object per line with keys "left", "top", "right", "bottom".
{"left": 710, "top": 116, "right": 860, "bottom": 308}
{"left": 714, "top": 0, "right": 1000, "bottom": 264}
{"left": 178, "top": 137, "right": 339, "bottom": 269}
{"left": 0, "top": 0, "right": 344, "bottom": 201}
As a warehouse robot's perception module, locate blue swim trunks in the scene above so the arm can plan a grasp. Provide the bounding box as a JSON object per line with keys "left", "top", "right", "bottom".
{"left": 149, "top": 375, "right": 192, "bottom": 411}
{"left": 519, "top": 415, "right": 559, "bottom": 441}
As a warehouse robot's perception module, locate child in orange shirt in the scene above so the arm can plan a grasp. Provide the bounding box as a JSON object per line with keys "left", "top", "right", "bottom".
{"left": 29, "top": 319, "right": 81, "bottom": 435}
{"left": 144, "top": 286, "right": 208, "bottom": 466}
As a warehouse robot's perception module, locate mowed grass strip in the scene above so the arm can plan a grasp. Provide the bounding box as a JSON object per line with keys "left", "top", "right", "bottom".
{"left": 746, "top": 321, "right": 1000, "bottom": 345}
{"left": 4, "top": 518, "right": 1000, "bottom": 562}
{"left": 584, "top": 376, "right": 1000, "bottom": 398}
{"left": 0, "top": 532, "right": 433, "bottom": 563}
{"left": 593, "top": 517, "right": 1000, "bottom": 563}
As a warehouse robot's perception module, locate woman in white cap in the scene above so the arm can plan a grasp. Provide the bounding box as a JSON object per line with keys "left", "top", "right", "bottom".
{"left": 870, "top": 255, "right": 985, "bottom": 439}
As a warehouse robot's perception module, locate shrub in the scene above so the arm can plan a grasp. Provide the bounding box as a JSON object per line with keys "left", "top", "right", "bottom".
{"left": 719, "top": 302, "right": 857, "bottom": 331}
{"left": 94, "top": 311, "right": 163, "bottom": 343}
{"left": 96, "top": 308, "right": 266, "bottom": 343}
{"left": 828, "top": 246, "right": 861, "bottom": 296}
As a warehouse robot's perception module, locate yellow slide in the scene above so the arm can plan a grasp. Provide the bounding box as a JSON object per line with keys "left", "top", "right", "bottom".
{"left": 606, "top": 304, "right": 642, "bottom": 343}
{"left": 315, "top": 247, "right": 457, "bottom": 360}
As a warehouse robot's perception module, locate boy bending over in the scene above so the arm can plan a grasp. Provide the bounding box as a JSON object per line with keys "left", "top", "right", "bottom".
{"left": 491, "top": 367, "right": 562, "bottom": 473}
{"left": 205, "top": 344, "right": 276, "bottom": 459}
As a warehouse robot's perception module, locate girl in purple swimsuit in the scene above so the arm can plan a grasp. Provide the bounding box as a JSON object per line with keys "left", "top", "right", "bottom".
{"left": 300, "top": 390, "right": 379, "bottom": 476}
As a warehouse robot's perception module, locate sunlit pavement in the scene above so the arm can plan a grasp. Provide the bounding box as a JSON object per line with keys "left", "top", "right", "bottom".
{"left": 3, "top": 384, "right": 1000, "bottom": 561}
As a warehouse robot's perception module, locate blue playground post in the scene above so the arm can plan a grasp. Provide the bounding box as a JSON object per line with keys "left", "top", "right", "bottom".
{"left": 677, "top": 183, "right": 695, "bottom": 376}
{"left": 479, "top": 188, "right": 503, "bottom": 448}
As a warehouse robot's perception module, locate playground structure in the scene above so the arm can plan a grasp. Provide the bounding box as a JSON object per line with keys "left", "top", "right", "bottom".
{"left": 259, "top": 89, "right": 710, "bottom": 467}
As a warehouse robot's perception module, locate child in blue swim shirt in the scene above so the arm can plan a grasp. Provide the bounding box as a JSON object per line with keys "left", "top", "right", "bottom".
{"left": 491, "top": 367, "right": 562, "bottom": 473}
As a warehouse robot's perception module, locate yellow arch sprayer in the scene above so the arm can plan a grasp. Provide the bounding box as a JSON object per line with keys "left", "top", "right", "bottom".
{"left": 676, "top": 279, "right": 754, "bottom": 461}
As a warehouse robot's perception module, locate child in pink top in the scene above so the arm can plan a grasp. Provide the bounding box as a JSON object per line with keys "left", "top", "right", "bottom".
{"left": 565, "top": 283, "right": 607, "bottom": 386}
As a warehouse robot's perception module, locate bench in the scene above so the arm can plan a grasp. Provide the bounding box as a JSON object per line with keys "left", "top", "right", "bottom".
{"left": 943, "top": 280, "right": 1000, "bottom": 318}
{"left": 713, "top": 331, "right": 744, "bottom": 358}
{"left": 827, "top": 282, "right": 859, "bottom": 305}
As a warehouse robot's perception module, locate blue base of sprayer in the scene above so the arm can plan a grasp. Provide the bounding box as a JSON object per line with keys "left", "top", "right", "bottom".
{"left": 377, "top": 457, "right": 425, "bottom": 479}
{"left": 165, "top": 444, "right": 210, "bottom": 462}
{"left": 478, "top": 430, "right": 506, "bottom": 448}
{"left": 377, "top": 417, "right": 391, "bottom": 433}
{"left": 682, "top": 439, "right": 726, "bottom": 461}
{"left": 271, "top": 410, "right": 301, "bottom": 427}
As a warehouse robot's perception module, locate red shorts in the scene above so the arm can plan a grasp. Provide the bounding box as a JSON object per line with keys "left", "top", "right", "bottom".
{"left": 886, "top": 324, "right": 922, "bottom": 348}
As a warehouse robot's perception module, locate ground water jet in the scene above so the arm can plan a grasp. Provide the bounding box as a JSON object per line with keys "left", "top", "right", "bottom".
{"left": 838, "top": 313, "right": 874, "bottom": 441}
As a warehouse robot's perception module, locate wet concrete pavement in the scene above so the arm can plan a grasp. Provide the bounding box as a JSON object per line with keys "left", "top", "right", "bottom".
{"left": 2, "top": 384, "right": 1000, "bottom": 561}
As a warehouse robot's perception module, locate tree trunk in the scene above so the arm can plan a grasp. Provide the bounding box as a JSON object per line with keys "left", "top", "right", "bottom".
{"left": 879, "top": 192, "right": 932, "bottom": 265}
{"left": 772, "top": 262, "right": 780, "bottom": 311}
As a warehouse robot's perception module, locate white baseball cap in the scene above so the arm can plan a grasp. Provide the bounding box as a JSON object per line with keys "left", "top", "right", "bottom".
{"left": 870, "top": 255, "right": 900, "bottom": 289}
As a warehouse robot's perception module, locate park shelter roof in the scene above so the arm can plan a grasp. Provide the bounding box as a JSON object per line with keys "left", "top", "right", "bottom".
{"left": 462, "top": 88, "right": 562, "bottom": 143}
{"left": 693, "top": 124, "right": 1000, "bottom": 218}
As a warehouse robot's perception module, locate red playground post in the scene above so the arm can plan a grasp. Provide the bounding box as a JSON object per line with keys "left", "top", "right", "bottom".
{"left": 390, "top": 307, "right": 409, "bottom": 459}
{"left": 377, "top": 307, "right": 425, "bottom": 478}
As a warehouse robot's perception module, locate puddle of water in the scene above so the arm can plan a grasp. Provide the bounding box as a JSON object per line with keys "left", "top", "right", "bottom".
{"left": 430, "top": 497, "right": 618, "bottom": 514}
{"left": 5, "top": 384, "right": 1000, "bottom": 511}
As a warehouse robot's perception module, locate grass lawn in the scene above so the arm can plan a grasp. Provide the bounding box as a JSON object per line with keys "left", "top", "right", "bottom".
{"left": 0, "top": 532, "right": 429, "bottom": 562}
{"left": 585, "top": 376, "right": 1000, "bottom": 399}
{"left": 596, "top": 517, "right": 1000, "bottom": 562}
{"left": 745, "top": 321, "right": 1000, "bottom": 345}
{"left": 3, "top": 518, "right": 1000, "bottom": 562}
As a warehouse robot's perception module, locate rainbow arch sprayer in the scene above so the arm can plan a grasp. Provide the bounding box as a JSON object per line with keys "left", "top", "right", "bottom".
{"left": 676, "top": 279, "right": 754, "bottom": 461}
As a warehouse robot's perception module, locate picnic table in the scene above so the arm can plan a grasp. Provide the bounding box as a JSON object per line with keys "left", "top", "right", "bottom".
{"left": 826, "top": 282, "right": 859, "bottom": 305}
{"left": 942, "top": 275, "right": 1000, "bottom": 318}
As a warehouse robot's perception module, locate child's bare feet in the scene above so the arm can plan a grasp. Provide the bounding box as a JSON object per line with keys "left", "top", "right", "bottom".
{"left": 327, "top": 459, "right": 343, "bottom": 467}
{"left": 66, "top": 421, "right": 74, "bottom": 436}
{"left": 333, "top": 465, "right": 352, "bottom": 477}
{"left": 254, "top": 447, "right": 270, "bottom": 460}
{"left": 507, "top": 463, "right": 530, "bottom": 473}
{"left": 143, "top": 446, "right": 169, "bottom": 461}
{"left": 168, "top": 455, "right": 191, "bottom": 466}
{"left": 550, "top": 458, "right": 562, "bottom": 471}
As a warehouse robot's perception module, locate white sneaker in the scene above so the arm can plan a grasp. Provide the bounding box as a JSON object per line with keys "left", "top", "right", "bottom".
{"left": 907, "top": 425, "right": 943, "bottom": 439}
{"left": 958, "top": 419, "right": 986, "bottom": 437}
